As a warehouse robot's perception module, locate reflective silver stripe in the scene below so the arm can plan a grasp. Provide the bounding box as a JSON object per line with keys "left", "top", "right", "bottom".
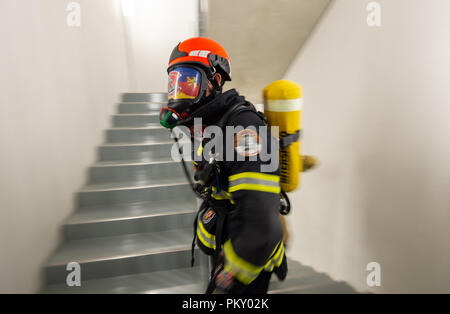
{"left": 229, "top": 177, "right": 280, "bottom": 189}
{"left": 264, "top": 243, "right": 285, "bottom": 271}
{"left": 264, "top": 98, "right": 303, "bottom": 112}
{"left": 197, "top": 228, "right": 216, "bottom": 249}
{"left": 197, "top": 217, "right": 216, "bottom": 249}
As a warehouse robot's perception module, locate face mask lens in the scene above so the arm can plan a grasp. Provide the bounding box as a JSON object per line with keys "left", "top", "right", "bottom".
{"left": 168, "top": 67, "right": 202, "bottom": 101}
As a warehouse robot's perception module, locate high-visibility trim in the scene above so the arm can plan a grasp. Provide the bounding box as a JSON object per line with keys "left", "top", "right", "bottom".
{"left": 223, "top": 240, "right": 262, "bottom": 284}
{"left": 197, "top": 143, "right": 203, "bottom": 157}
{"left": 211, "top": 193, "right": 235, "bottom": 204}
{"left": 264, "top": 98, "right": 303, "bottom": 112}
{"left": 211, "top": 186, "right": 235, "bottom": 204}
{"left": 229, "top": 172, "right": 280, "bottom": 183}
{"left": 193, "top": 161, "right": 198, "bottom": 165}
{"left": 198, "top": 217, "right": 216, "bottom": 241}
{"left": 223, "top": 240, "right": 286, "bottom": 285}
{"left": 229, "top": 172, "right": 280, "bottom": 193}
{"left": 264, "top": 242, "right": 285, "bottom": 271}
{"left": 229, "top": 178, "right": 280, "bottom": 188}
{"left": 229, "top": 184, "right": 280, "bottom": 194}
{"left": 228, "top": 172, "right": 280, "bottom": 193}
{"left": 197, "top": 218, "right": 216, "bottom": 250}
{"left": 197, "top": 228, "right": 216, "bottom": 249}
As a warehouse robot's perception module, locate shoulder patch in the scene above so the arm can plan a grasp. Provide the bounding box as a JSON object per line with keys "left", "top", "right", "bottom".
{"left": 234, "top": 129, "right": 262, "bottom": 157}
{"left": 203, "top": 209, "right": 216, "bottom": 224}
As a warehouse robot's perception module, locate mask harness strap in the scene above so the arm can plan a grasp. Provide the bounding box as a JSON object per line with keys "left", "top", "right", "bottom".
{"left": 206, "top": 67, "right": 222, "bottom": 97}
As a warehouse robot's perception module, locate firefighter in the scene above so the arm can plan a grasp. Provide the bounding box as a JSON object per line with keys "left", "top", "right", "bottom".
{"left": 159, "top": 37, "right": 287, "bottom": 294}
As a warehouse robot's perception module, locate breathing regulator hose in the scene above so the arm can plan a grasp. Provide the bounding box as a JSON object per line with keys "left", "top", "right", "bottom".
{"left": 170, "top": 129, "right": 198, "bottom": 196}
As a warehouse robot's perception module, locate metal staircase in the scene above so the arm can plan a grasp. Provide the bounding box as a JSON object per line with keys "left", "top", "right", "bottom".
{"left": 42, "top": 93, "right": 356, "bottom": 294}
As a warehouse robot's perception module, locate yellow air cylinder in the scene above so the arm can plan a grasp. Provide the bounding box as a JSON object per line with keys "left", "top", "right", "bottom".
{"left": 263, "top": 80, "right": 303, "bottom": 192}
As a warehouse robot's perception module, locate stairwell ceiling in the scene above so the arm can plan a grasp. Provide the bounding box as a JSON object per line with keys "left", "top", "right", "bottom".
{"left": 206, "top": 0, "right": 331, "bottom": 103}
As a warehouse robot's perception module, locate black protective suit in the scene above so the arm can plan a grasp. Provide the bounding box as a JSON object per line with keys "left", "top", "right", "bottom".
{"left": 181, "top": 89, "right": 287, "bottom": 293}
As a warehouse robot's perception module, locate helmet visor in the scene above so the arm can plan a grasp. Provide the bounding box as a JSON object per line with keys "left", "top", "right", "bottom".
{"left": 168, "top": 67, "right": 202, "bottom": 101}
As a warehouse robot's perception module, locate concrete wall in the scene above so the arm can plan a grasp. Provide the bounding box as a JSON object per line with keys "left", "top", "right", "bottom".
{"left": 0, "top": 0, "right": 198, "bottom": 293}
{"left": 285, "top": 0, "right": 450, "bottom": 293}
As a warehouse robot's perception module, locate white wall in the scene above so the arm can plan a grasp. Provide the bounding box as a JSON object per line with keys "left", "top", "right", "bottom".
{"left": 123, "top": 0, "right": 198, "bottom": 92}
{"left": 285, "top": 0, "right": 450, "bottom": 293}
{"left": 0, "top": 0, "right": 198, "bottom": 293}
{"left": 0, "top": 0, "right": 130, "bottom": 293}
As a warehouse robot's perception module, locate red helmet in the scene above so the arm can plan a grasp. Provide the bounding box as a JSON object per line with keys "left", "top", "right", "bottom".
{"left": 160, "top": 38, "right": 232, "bottom": 129}
{"left": 168, "top": 37, "right": 232, "bottom": 81}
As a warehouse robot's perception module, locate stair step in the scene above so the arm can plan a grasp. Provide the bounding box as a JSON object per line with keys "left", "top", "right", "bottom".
{"left": 118, "top": 102, "right": 165, "bottom": 114}
{"left": 270, "top": 260, "right": 316, "bottom": 282}
{"left": 268, "top": 260, "right": 357, "bottom": 294}
{"left": 113, "top": 113, "right": 160, "bottom": 127}
{"left": 267, "top": 259, "right": 357, "bottom": 294}
{"left": 121, "top": 93, "right": 167, "bottom": 103}
{"left": 64, "top": 200, "right": 198, "bottom": 240}
{"left": 270, "top": 280, "right": 357, "bottom": 294}
{"left": 45, "top": 228, "right": 203, "bottom": 285}
{"left": 78, "top": 181, "right": 195, "bottom": 207}
{"left": 98, "top": 142, "right": 191, "bottom": 163}
{"left": 88, "top": 160, "right": 193, "bottom": 185}
{"left": 270, "top": 271, "right": 332, "bottom": 291}
{"left": 43, "top": 266, "right": 206, "bottom": 294}
{"left": 106, "top": 127, "right": 171, "bottom": 144}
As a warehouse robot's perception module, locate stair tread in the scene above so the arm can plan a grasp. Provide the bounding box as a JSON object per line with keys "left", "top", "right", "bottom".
{"left": 100, "top": 141, "right": 175, "bottom": 147}
{"left": 92, "top": 160, "right": 182, "bottom": 167}
{"left": 269, "top": 259, "right": 357, "bottom": 294}
{"left": 45, "top": 268, "right": 354, "bottom": 294}
{"left": 80, "top": 180, "right": 190, "bottom": 192}
{"left": 270, "top": 280, "right": 357, "bottom": 294}
{"left": 108, "top": 126, "right": 165, "bottom": 130}
{"left": 47, "top": 228, "right": 194, "bottom": 266}
{"left": 44, "top": 266, "right": 205, "bottom": 294}
{"left": 67, "top": 200, "right": 198, "bottom": 225}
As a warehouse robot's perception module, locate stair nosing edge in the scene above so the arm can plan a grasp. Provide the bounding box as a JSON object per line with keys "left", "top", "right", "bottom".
{"left": 66, "top": 209, "right": 197, "bottom": 225}
{"left": 46, "top": 246, "right": 193, "bottom": 267}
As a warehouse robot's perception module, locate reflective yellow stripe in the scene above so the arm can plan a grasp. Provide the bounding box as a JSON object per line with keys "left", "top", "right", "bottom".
{"left": 229, "top": 172, "right": 279, "bottom": 183}
{"left": 223, "top": 240, "right": 262, "bottom": 284}
{"left": 223, "top": 240, "right": 285, "bottom": 284}
{"left": 196, "top": 143, "right": 203, "bottom": 157}
{"left": 211, "top": 187, "right": 235, "bottom": 204}
{"left": 197, "top": 218, "right": 216, "bottom": 250}
{"left": 273, "top": 244, "right": 284, "bottom": 266}
{"left": 228, "top": 183, "right": 280, "bottom": 194}
{"left": 197, "top": 228, "right": 216, "bottom": 249}
{"left": 264, "top": 242, "right": 285, "bottom": 271}
{"left": 211, "top": 194, "right": 236, "bottom": 205}
{"left": 198, "top": 217, "right": 216, "bottom": 241}
{"left": 228, "top": 172, "right": 280, "bottom": 194}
